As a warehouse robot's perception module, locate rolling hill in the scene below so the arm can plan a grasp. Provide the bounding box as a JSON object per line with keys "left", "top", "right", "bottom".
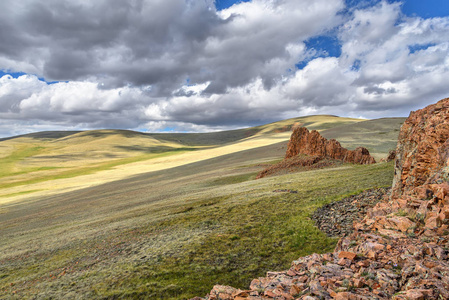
{"left": 0, "top": 115, "right": 404, "bottom": 299}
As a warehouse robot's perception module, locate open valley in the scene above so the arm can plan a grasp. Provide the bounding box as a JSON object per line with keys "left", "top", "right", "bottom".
{"left": 0, "top": 116, "right": 403, "bottom": 299}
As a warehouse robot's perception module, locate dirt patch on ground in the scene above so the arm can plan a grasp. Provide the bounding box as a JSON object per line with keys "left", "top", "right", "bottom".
{"left": 256, "top": 155, "right": 342, "bottom": 179}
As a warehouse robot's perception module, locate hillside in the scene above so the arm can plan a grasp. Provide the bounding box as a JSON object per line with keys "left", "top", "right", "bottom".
{"left": 0, "top": 115, "right": 403, "bottom": 299}
{"left": 321, "top": 117, "right": 405, "bottom": 160}
{"left": 0, "top": 115, "right": 375, "bottom": 203}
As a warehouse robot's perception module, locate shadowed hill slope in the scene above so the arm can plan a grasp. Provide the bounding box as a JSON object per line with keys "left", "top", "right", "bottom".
{"left": 0, "top": 131, "right": 81, "bottom": 142}
{"left": 0, "top": 115, "right": 363, "bottom": 199}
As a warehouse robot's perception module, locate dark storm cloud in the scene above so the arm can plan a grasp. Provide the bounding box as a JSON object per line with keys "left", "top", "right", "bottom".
{"left": 363, "top": 86, "right": 397, "bottom": 95}
{"left": 1, "top": 0, "right": 449, "bottom": 138}
{"left": 0, "top": 0, "right": 221, "bottom": 86}
{"left": 0, "top": 0, "right": 342, "bottom": 91}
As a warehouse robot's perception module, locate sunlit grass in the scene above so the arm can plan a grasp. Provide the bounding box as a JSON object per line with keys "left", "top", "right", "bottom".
{"left": 0, "top": 149, "right": 195, "bottom": 190}
{"left": 0, "top": 145, "right": 47, "bottom": 177}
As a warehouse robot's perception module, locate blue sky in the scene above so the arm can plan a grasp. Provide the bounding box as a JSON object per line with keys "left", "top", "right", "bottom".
{"left": 217, "top": 0, "right": 449, "bottom": 66}
{"left": 0, "top": 0, "right": 449, "bottom": 137}
{"left": 215, "top": 0, "right": 251, "bottom": 10}
{"left": 401, "top": 0, "right": 449, "bottom": 17}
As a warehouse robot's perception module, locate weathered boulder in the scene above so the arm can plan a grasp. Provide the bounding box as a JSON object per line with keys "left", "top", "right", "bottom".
{"left": 391, "top": 97, "right": 449, "bottom": 201}
{"left": 285, "top": 126, "right": 376, "bottom": 164}
{"left": 360, "top": 98, "right": 449, "bottom": 235}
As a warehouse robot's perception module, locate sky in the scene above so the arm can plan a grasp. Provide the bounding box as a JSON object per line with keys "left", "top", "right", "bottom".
{"left": 0, "top": 0, "right": 449, "bottom": 137}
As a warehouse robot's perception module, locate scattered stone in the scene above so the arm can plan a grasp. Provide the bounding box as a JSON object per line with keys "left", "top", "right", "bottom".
{"left": 193, "top": 98, "right": 449, "bottom": 300}
{"left": 338, "top": 251, "right": 357, "bottom": 260}
{"left": 312, "top": 188, "right": 390, "bottom": 237}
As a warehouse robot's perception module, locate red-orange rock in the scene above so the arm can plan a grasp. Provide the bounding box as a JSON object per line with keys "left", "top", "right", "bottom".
{"left": 338, "top": 251, "right": 357, "bottom": 260}
{"left": 285, "top": 127, "right": 376, "bottom": 164}
{"left": 386, "top": 216, "right": 416, "bottom": 233}
{"left": 194, "top": 98, "right": 449, "bottom": 300}
{"left": 391, "top": 98, "right": 449, "bottom": 201}
{"left": 403, "top": 289, "right": 427, "bottom": 300}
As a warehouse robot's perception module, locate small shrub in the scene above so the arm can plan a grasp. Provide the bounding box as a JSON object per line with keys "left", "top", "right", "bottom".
{"left": 395, "top": 209, "right": 407, "bottom": 217}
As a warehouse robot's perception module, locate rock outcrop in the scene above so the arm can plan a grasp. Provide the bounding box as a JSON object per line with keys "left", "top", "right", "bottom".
{"left": 285, "top": 127, "right": 376, "bottom": 165}
{"left": 379, "top": 150, "right": 396, "bottom": 163}
{"left": 257, "top": 126, "right": 376, "bottom": 178}
{"left": 392, "top": 98, "right": 449, "bottom": 199}
{"left": 194, "top": 98, "right": 449, "bottom": 300}
{"left": 358, "top": 97, "right": 449, "bottom": 237}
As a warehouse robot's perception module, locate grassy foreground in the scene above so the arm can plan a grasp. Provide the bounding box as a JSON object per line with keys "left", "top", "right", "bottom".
{"left": 0, "top": 161, "right": 394, "bottom": 299}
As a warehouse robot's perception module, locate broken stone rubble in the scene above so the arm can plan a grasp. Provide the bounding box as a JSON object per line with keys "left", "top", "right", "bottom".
{"left": 192, "top": 98, "right": 449, "bottom": 300}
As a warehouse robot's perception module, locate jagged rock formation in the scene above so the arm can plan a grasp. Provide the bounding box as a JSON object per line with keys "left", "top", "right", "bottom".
{"left": 257, "top": 127, "right": 376, "bottom": 179}
{"left": 379, "top": 150, "right": 396, "bottom": 163}
{"left": 392, "top": 98, "right": 449, "bottom": 198}
{"left": 194, "top": 98, "right": 449, "bottom": 300}
{"left": 285, "top": 127, "right": 376, "bottom": 164}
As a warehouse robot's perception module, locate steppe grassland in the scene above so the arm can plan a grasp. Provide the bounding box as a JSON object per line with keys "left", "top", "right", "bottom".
{"left": 0, "top": 115, "right": 364, "bottom": 203}
{"left": 0, "top": 115, "right": 402, "bottom": 299}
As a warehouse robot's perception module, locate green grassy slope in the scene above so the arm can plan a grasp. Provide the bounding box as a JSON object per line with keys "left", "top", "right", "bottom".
{"left": 0, "top": 153, "right": 394, "bottom": 299}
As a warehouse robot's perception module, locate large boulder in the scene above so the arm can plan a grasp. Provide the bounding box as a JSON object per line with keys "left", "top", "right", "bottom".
{"left": 391, "top": 98, "right": 449, "bottom": 201}
{"left": 358, "top": 98, "right": 449, "bottom": 235}
{"left": 285, "top": 126, "right": 376, "bottom": 164}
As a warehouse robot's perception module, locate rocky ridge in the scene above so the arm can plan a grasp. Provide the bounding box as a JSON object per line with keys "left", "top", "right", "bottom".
{"left": 356, "top": 98, "right": 449, "bottom": 238}
{"left": 257, "top": 127, "right": 376, "bottom": 179}
{"left": 285, "top": 127, "right": 376, "bottom": 165}
{"left": 193, "top": 98, "right": 449, "bottom": 300}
